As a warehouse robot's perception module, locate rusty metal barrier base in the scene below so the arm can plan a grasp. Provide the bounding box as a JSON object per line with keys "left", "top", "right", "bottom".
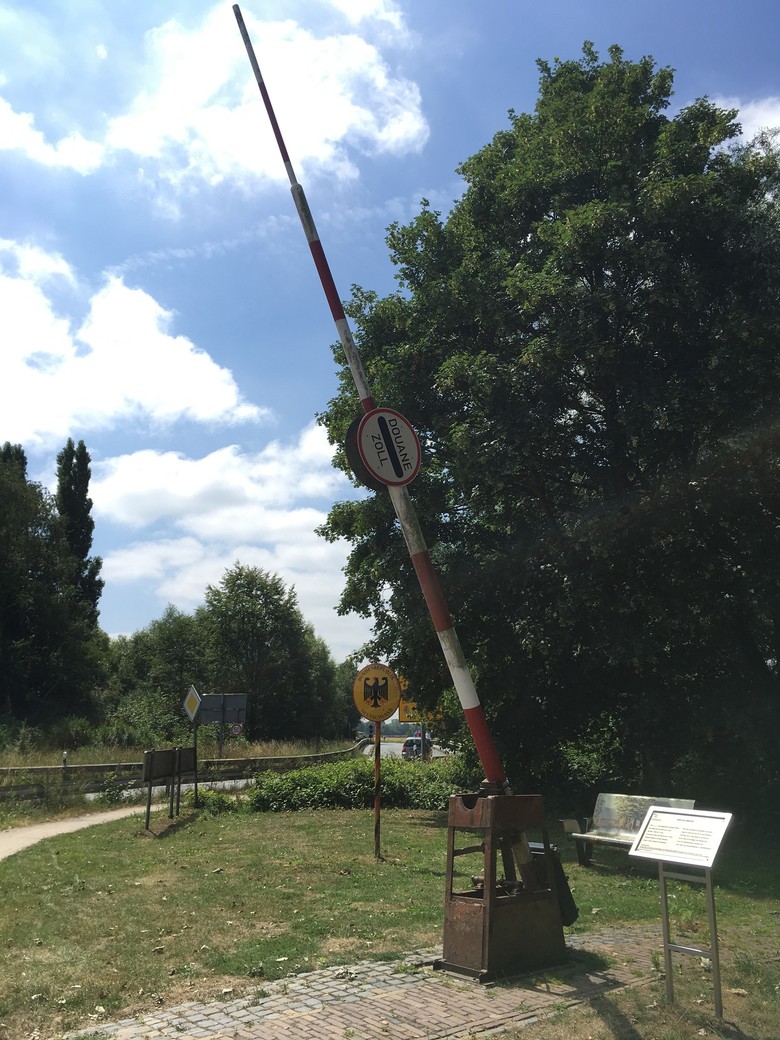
{"left": 434, "top": 792, "right": 567, "bottom": 983}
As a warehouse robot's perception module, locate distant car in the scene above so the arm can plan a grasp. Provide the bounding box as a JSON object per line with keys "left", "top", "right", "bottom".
{"left": 401, "top": 737, "right": 426, "bottom": 760}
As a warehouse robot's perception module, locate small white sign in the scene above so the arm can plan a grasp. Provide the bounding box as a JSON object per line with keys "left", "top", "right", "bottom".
{"left": 357, "top": 408, "right": 421, "bottom": 487}
{"left": 629, "top": 806, "right": 732, "bottom": 868}
{"left": 183, "top": 685, "right": 201, "bottom": 722}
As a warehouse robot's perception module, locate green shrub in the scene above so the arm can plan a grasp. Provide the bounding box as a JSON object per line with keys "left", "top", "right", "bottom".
{"left": 94, "top": 689, "right": 192, "bottom": 749}
{"left": 245, "top": 754, "right": 479, "bottom": 813}
{"left": 0, "top": 720, "right": 45, "bottom": 754}
{"left": 95, "top": 771, "right": 126, "bottom": 806}
{"left": 194, "top": 788, "right": 244, "bottom": 816}
{"left": 45, "top": 715, "right": 99, "bottom": 750}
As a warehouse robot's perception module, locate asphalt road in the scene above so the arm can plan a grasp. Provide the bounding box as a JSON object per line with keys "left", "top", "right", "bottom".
{"left": 362, "top": 741, "right": 445, "bottom": 758}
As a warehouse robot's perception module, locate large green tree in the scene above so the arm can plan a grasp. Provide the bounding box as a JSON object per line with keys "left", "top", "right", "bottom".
{"left": 99, "top": 605, "right": 210, "bottom": 747}
{"left": 99, "top": 569, "right": 351, "bottom": 747}
{"left": 319, "top": 45, "right": 780, "bottom": 809}
{"left": 200, "top": 563, "right": 343, "bottom": 741}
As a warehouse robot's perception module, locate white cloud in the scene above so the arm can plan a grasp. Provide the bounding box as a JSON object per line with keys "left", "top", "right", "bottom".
{"left": 95, "top": 424, "right": 371, "bottom": 658}
{"left": 107, "top": 5, "right": 427, "bottom": 189}
{"left": 715, "top": 95, "right": 780, "bottom": 141}
{"left": 0, "top": 241, "right": 266, "bottom": 447}
{"left": 0, "top": 5, "right": 65, "bottom": 83}
{"left": 2, "top": 239, "right": 77, "bottom": 286}
{"left": 92, "top": 424, "right": 345, "bottom": 527}
{"left": 738, "top": 98, "right": 780, "bottom": 139}
{"left": 0, "top": 0, "right": 409, "bottom": 659}
{"left": 0, "top": 2, "right": 427, "bottom": 195}
{"left": 105, "top": 536, "right": 208, "bottom": 586}
{"left": 77, "top": 278, "right": 264, "bottom": 426}
{"left": 102, "top": 530, "right": 369, "bottom": 660}
{"left": 328, "top": 0, "right": 407, "bottom": 31}
{"left": 0, "top": 96, "right": 104, "bottom": 173}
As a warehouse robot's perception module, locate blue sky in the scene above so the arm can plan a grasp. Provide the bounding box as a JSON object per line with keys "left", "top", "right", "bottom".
{"left": 3, "top": 0, "right": 779, "bottom": 662}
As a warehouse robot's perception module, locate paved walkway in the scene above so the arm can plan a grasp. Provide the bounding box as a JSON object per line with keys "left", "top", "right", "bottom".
{"left": 0, "top": 805, "right": 143, "bottom": 861}
{"left": 66, "top": 926, "right": 660, "bottom": 1040}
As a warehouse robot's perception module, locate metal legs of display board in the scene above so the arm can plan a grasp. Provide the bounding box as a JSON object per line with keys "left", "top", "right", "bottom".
{"left": 659, "top": 863, "right": 724, "bottom": 1018}
{"left": 142, "top": 747, "right": 196, "bottom": 830}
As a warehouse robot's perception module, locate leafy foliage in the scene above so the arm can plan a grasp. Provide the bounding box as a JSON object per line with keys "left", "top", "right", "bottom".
{"left": 0, "top": 441, "right": 106, "bottom": 729}
{"left": 198, "top": 563, "right": 345, "bottom": 741}
{"left": 318, "top": 44, "right": 780, "bottom": 814}
{"left": 97, "top": 605, "right": 209, "bottom": 747}
{"left": 1, "top": 437, "right": 349, "bottom": 750}
{"left": 98, "top": 565, "right": 350, "bottom": 747}
{"left": 245, "top": 755, "right": 482, "bottom": 812}
{"left": 194, "top": 787, "right": 243, "bottom": 816}
{"left": 56, "top": 438, "right": 104, "bottom": 625}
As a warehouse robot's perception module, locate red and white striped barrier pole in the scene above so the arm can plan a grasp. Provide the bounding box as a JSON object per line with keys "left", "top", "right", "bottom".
{"left": 233, "top": 5, "right": 507, "bottom": 789}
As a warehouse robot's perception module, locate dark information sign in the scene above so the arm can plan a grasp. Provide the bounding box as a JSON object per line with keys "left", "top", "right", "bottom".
{"left": 199, "top": 693, "right": 247, "bottom": 725}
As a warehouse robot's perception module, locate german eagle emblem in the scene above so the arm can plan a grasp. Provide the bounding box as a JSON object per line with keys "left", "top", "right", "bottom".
{"left": 363, "top": 677, "right": 388, "bottom": 709}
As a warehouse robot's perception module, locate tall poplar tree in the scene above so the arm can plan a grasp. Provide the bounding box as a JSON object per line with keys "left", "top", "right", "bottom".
{"left": 1, "top": 442, "right": 102, "bottom": 725}
{"left": 56, "top": 438, "right": 104, "bottom": 627}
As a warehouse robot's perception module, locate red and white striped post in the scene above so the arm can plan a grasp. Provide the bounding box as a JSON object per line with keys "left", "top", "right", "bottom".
{"left": 233, "top": 6, "right": 507, "bottom": 789}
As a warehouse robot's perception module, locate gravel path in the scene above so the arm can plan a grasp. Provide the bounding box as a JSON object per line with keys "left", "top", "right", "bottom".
{"left": 0, "top": 805, "right": 144, "bottom": 861}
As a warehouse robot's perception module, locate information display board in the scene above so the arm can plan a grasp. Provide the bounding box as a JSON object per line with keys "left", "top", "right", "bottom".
{"left": 629, "top": 806, "right": 732, "bottom": 869}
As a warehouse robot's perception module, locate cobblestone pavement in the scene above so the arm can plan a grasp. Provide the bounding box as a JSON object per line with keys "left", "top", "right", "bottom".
{"left": 67, "top": 926, "right": 661, "bottom": 1040}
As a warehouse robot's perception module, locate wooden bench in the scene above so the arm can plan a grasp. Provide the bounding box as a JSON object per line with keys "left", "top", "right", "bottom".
{"left": 561, "top": 792, "right": 695, "bottom": 866}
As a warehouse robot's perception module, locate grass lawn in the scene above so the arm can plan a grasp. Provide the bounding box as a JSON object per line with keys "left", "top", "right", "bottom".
{"left": 0, "top": 804, "right": 777, "bottom": 1039}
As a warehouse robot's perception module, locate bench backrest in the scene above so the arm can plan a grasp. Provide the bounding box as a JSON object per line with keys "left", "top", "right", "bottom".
{"left": 592, "top": 793, "right": 695, "bottom": 840}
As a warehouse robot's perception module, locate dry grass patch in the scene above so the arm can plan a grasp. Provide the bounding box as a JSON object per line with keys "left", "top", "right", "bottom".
{"left": 0, "top": 806, "right": 777, "bottom": 1039}
{"left": 0, "top": 807, "right": 447, "bottom": 1038}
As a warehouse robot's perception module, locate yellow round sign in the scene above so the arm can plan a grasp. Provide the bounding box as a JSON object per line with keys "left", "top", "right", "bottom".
{"left": 353, "top": 663, "right": 402, "bottom": 723}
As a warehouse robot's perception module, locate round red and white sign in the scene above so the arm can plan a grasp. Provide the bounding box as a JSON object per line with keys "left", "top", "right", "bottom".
{"left": 356, "top": 408, "right": 421, "bottom": 487}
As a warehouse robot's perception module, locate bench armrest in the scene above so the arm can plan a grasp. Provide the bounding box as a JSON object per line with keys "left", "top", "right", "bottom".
{"left": 560, "top": 817, "right": 585, "bottom": 836}
{"left": 560, "top": 821, "right": 595, "bottom": 865}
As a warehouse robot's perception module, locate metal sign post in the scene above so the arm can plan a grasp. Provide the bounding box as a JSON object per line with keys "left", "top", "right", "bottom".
{"left": 630, "top": 806, "right": 733, "bottom": 1018}
{"left": 373, "top": 721, "right": 382, "bottom": 858}
{"left": 658, "top": 863, "right": 724, "bottom": 1015}
{"left": 183, "top": 686, "right": 202, "bottom": 807}
{"left": 192, "top": 722, "right": 199, "bottom": 807}
{"left": 353, "top": 663, "right": 402, "bottom": 859}
{"left": 233, "top": 5, "right": 506, "bottom": 791}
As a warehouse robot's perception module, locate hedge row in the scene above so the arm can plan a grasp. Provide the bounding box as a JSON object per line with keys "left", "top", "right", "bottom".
{"left": 193, "top": 755, "right": 481, "bottom": 815}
